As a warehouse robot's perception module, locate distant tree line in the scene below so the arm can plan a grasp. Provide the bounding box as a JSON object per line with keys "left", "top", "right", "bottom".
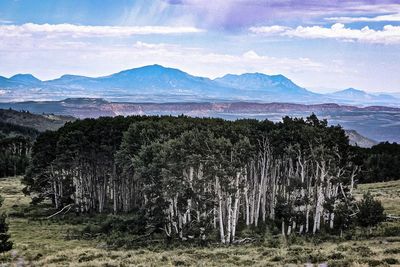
{"left": 25, "top": 115, "right": 377, "bottom": 243}
{"left": 0, "top": 121, "right": 38, "bottom": 178}
{"left": 351, "top": 142, "right": 400, "bottom": 183}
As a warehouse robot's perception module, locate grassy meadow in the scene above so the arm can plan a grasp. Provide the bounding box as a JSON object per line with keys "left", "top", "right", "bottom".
{"left": 0, "top": 176, "right": 399, "bottom": 266}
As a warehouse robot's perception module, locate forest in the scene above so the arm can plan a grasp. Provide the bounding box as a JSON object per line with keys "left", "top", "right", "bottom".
{"left": 20, "top": 114, "right": 395, "bottom": 244}
{"left": 0, "top": 121, "right": 38, "bottom": 178}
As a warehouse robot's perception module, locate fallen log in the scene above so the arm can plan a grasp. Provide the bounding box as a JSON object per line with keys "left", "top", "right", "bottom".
{"left": 46, "top": 204, "right": 73, "bottom": 219}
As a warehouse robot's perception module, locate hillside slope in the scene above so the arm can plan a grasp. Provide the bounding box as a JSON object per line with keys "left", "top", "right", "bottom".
{"left": 345, "top": 129, "right": 377, "bottom": 148}
{"left": 0, "top": 109, "right": 75, "bottom": 132}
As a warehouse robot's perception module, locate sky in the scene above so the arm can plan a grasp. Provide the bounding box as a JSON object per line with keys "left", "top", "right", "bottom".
{"left": 0, "top": 0, "right": 400, "bottom": 93}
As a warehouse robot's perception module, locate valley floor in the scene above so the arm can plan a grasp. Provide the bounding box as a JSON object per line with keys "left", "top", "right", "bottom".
{"left": 0, "top": 177, "right": 399, "bottom": 267}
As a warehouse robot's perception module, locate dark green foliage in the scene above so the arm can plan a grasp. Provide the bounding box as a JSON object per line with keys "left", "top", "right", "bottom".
{"left": 81, "top": 214, "right": 147, "bottom": 236}
{"left": 0, "top": 108, "right": 74, "bottom": 178}
{"left": 382, "top": 225, "right": 400, "bottom": 237}
{"left": 23, "top": 114, "right": 384, "bottom": 244}
{"left": 357, "top": 192, "right": 385, "bottom": 229}
{"left": 0, "top": 121, "right": 39, "bottom": 178}
{"left": 383, "top": 258, "right": 399, "bottom": 264}
{"left": 0, "top": 121, "right": 39, "bottom": 139}
{"left": 351, "top": 142, "right": 400, "bottom": 183}
{"left": 333, "top": 202, "right": 355, "bottom": 234}
{"left": 0, "top": 136, "right": 32, "bottom": 178}
{"left": 0, "top": 196, "right": 12, "bottom": 252}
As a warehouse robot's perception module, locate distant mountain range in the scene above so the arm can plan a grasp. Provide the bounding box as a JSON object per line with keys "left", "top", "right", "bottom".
{"left": 327, "top": 88, "right": 397, "bottom": 103}
{"left": 1, "top": 65, "right": 398, "bottom": 106}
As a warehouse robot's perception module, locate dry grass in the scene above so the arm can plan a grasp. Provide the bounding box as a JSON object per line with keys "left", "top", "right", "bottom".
{"left": 356, "top": 180, "right": 400, "bottom": 216}
{"left": 0, "top": 177, "right": 399, "bottom": 266}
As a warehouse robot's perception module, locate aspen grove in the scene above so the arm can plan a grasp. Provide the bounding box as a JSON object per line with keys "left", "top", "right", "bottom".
{"left": 24, "top": 115, "right": 359, "bottom": 243}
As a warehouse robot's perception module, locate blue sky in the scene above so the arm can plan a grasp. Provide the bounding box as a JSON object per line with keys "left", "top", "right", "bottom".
{"left": 0, "top": 0, "right": 400, "bottom": 93}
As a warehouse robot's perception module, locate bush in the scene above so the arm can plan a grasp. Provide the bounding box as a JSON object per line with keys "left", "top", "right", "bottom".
{"left": 383, "top": 258, "right": 399, "bottom": 264}
{"left": 384, "top": 247, "right": 400, "bottom": 254}
{"left": 80, "top": 214, "right": 146, "bottom": 236}
{"left": 382, "top": 225, "right": 400, "bottom": 237}
{"left": 327, "top": 259, "right": 352, "bottom": 267}
{"left": 357, "top": 192, "right": 385, "bottom": 229}
{"left": 352, "top": 245, "right": 374, "bottom": 257}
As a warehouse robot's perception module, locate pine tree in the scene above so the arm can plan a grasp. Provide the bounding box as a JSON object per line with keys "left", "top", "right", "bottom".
{"left": 357, "top": 192, "right": 385, "bottom": 231}
{"left": 0, "top": 195, "right": 12, "bottom": 252}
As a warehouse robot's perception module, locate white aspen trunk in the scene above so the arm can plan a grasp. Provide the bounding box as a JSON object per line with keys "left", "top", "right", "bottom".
{"left": 178, "top": 211, "right": 183, "bottom": 239}
{"left": 287, "top": 223, "right": 292, "bottom": 235}
{"left": 330, "top": 213, "right": 335, "bottom": 229}
{"left": 216, "top": 177, "right": 225, "bottom": 244}
{"left": 250, "top": 183, "right": 256, "bottom": 225}
{"left": 213, "top": 207, "right": 217, "bottom": 229}
{"left": 53, "top": 180, "right": 59, "bottom": 209}
{"left": 313, "top": 185, "right": 320, "bottom": 235}
{"left": 255, "top": 149, "right": 267, "bottom": 226}
{"left": 261, "top": 168, "right": 268, "bottom": 223}
{"left": 305, "top": 204, "right": 310, "bottom": 233}
{"left": 245, "top": 187, "right": 250, "bottom": 226}
{"left": 187, "top": 166, "right": 194, "bottom": 223}
{"left": 79, "top": 171, "right": 84, "bottom": 213}
{"left": 231, "top": 172, "right": 240, "bottom": 242}
{"left": 269, "top": 165, "right": 277, "bottom": 220}
{"left": 226, "top": 195, "right": 232, "bottom": 243}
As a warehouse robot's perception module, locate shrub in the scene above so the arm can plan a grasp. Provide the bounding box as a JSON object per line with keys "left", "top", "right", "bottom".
{"left": 351, "top": 245, "right": 375, "bottom": 257}
{"left": 383, "top": 258, "right": 399, "bottom": 264}
{"left": 382, "top": 225, "right": 400, "bottom": 237}
{"left": 357, "top": 192, "right": 385, "bottom": 230}
{"left": 327, "top": 259, "right": 352, "bottom": 267}
{"left": 384, "top": 247, "right": 400, "bottom": 254}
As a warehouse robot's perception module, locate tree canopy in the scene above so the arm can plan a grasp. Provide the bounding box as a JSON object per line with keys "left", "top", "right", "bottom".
{"left": 22, "top": 114, "right": 387, "bottom": 243}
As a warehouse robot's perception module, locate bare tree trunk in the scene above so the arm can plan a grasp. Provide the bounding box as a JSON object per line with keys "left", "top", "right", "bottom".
{"left": 216, "top": 177, "right": 226, "bottom": 244}
{"left": 226, "top": 195, "right": 232, "bottom": 243}
{"left": 245, "top": 186, "right": 250, "bottom": 226}
{"left": 231, "top": 172, "right": 240, "bottom": 242}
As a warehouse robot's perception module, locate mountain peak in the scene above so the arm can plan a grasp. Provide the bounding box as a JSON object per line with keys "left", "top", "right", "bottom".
{"left": 342, "top": 88, "right": 366, "bottom": 94}
{"left": 9, "top": 74, "right": 41, "bottom": 83}
{"left": 215, "top": 72, "right": 311, "bottom": 96}
{"left": 121, "top": 64, "right": 177, "bottom": 72}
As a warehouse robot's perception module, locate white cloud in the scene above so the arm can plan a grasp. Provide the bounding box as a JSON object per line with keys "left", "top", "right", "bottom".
{"left": 0, "top": 19, "right": 13, "bottom": 24}
{"left": 326, "top": 13, "right": 400, "bottom": 23}
{"left": 0, "top": 23, "right": 205, "bottom": 38}
{"left": 250, "top": 23, "right": 400, "bottom": 45}
{"left": 0, "top": 32, "right": 326, "bottom": 81}
{"left": 0, "top": 90, "right": 9, "bottom": 95}
{"left": 248, "top": 25, "right": 289, "bottom": 35}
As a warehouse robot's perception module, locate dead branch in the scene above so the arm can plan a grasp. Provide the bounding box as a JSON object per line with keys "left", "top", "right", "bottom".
{"left": 46, "top": 204, "right": 73, "bottom": 219}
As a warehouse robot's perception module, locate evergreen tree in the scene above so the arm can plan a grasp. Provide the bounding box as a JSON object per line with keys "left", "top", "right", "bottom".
{"left": 0, "top": 195, "right": 12, "bottom": 252}
{"left": 357, "top": 192, "right": 385, "bottom": 230}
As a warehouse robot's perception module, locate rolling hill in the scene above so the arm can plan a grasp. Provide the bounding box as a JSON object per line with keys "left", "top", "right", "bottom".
{"left": 0, "top": 109, "right": 75, "bottom": 132}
